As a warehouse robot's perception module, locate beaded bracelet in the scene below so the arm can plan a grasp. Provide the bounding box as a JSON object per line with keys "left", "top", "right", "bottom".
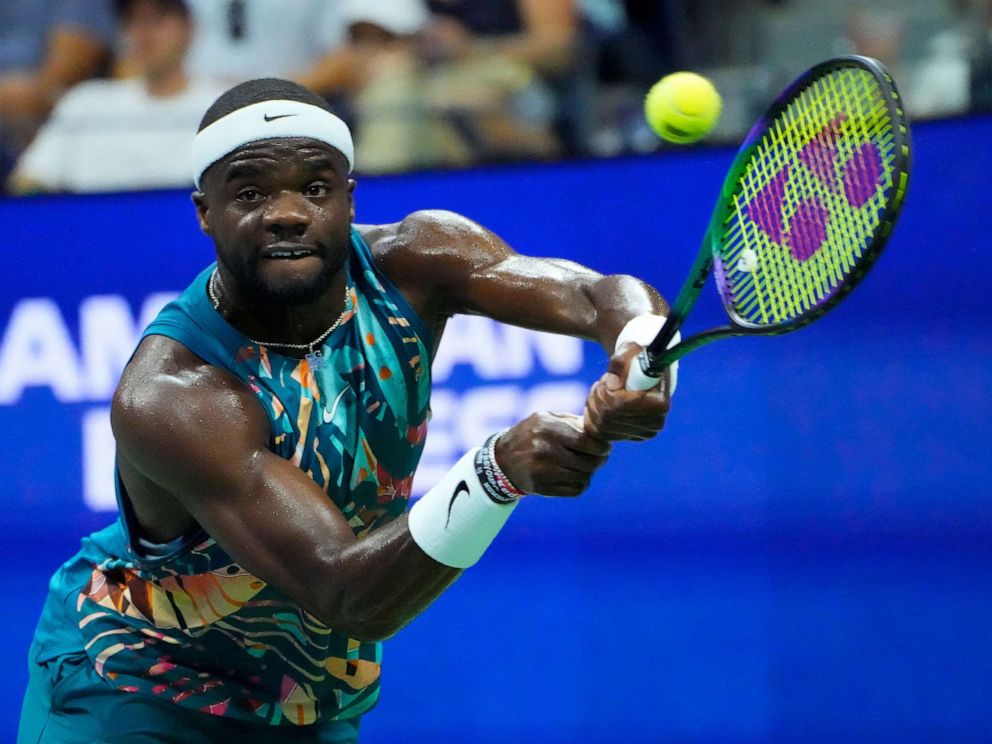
{"left": 474, "top": 428, "right": 526, "bottom": 504}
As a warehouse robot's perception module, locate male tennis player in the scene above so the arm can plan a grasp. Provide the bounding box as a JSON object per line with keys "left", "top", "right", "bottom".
{"left": 19, "top": 79, "right": 676, "bottom": 743}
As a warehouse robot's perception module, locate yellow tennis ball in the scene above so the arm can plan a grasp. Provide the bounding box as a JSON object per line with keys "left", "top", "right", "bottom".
{"left": 644, "top": 72, "right": 722, "bottom": 144}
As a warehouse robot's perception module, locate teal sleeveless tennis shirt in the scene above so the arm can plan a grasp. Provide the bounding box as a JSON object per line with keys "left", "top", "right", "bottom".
{"left": 32, "top": 228, "right": 432, "bottom": 727}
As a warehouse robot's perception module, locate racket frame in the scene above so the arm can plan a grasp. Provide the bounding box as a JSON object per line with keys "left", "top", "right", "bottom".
{"left": 640, "top": 55, "right": 911, "bottom": 377}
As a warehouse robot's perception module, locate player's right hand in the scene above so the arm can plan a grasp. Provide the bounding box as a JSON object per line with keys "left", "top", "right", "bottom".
{"left": 583, "top": 342, "right": 671, "bottom": 441}
{"left": 494, "top": 412, "right": 611, "bottom": 497}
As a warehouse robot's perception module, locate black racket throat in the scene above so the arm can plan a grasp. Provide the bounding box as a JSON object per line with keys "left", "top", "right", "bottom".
{"left": 643, "top": 243, "right": 715, "bottom": 367}
{"left": 642, "top": 324, "right": 737, "bottom": 374}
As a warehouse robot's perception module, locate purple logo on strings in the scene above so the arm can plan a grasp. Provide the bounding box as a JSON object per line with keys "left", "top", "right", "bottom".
{"left": 745, "top": 114, "right": 883, "bottom": 262}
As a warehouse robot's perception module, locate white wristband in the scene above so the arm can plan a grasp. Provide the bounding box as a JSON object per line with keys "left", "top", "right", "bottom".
{"left": 408, "top": 447, "right": 519, "bottom": 568}
{"left": 615, "top": 314, "right": 681, "bottom": 395}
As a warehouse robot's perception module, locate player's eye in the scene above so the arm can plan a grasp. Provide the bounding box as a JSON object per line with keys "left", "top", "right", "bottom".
{"left": 236, "top": 188, "right": 264, "bottom": 203}
{"left": 304, "top": 182, "right": 330, "bottom": 198}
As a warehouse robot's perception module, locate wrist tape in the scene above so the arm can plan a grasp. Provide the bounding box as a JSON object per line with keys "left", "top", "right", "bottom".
{"left": 408, "top": 446, "right": 520, "bottom": 568}
{"left": 615, "top": 314, "right": 681, "bottom": 395}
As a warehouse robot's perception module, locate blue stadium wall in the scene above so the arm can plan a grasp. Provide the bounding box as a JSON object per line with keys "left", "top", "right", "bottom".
{"left": 1, "top": 115, "right": 990, "bottom": 741}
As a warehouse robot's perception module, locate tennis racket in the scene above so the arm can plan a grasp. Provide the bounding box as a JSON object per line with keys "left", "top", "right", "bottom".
{"left": 628, "top": 55, "right": 911, "bottom": 391}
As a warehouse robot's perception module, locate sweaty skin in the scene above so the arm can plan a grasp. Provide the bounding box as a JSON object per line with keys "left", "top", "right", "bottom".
{"left": 111, "top": 137, "right": 671, "bottom": 642}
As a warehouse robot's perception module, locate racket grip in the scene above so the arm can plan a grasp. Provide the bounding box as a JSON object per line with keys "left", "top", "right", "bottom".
{"left": 619, "top": 319, "right": 681, "bottom": 393}
{"left": 626, "top": 350, "right": 662, "bottom": 391}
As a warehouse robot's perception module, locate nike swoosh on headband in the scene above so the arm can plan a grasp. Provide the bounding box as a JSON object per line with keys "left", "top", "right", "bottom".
{"left": 263, "top": 113, "right": 297, "bottom": 122}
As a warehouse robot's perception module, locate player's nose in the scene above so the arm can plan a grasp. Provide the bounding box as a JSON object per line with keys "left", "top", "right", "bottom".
{"left": 262, "top": 191, "right": 311, "bottom": 236}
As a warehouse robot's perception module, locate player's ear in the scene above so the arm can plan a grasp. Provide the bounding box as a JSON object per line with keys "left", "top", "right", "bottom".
{"left": 348, "top": 179, "right": 356, "bottom": 222}
{"left": 191, "top": 191, "right": 212, "bottom": 236}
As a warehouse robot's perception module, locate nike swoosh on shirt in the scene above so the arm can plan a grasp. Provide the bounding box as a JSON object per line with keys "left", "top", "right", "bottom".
{"left": 446, "top": 481, "right": 470, "bottom": 528}
{"left": 263, "top": 113, "right": 297, "bottom": 122}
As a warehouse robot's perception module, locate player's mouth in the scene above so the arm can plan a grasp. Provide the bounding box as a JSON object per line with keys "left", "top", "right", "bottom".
{"left": 262, "top": 243, "right": 318, "bottom": 260}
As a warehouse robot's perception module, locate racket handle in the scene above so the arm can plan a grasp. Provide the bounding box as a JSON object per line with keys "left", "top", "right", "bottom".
{"left": 626, "top": 347, "right": 681, "bottom": 393}
{"left": 617, "top": 316, "right": 682, "bottom": 393}
{"left": 626, "top": 350, "right": 663, "bottom": 391}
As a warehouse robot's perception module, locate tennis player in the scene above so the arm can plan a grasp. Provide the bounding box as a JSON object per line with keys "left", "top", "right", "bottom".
{"left": 18, "top": 78, "right": 675, "bottom": 743}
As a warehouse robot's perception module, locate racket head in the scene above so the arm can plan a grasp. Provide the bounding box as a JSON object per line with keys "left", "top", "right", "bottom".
{"left": 707, "top": 55, "right": 910, "bottom": 334}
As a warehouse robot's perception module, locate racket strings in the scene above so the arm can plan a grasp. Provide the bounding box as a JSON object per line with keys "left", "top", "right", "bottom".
{"left": 718, "top": 66, "right": 902, "bottom": 326}
{"left": 737, "top": 74, "right": 892, "bottom": 320}
{"left": 748, "top": 76, "right": 875, "bottom": 316}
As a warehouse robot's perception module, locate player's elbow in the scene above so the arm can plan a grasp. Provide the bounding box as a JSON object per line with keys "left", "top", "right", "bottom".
{"left": 312, "top": 587, "right": 412, "bottom": 641}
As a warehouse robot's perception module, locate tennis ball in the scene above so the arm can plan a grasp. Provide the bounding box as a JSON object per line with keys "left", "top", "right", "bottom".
{"left": 644, "top": 72, "right": 721, "bottom": 144}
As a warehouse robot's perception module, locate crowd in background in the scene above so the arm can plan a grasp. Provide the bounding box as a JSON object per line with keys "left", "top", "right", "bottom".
{"left": 1, "top": 0, "right": 990, "bottom": 195}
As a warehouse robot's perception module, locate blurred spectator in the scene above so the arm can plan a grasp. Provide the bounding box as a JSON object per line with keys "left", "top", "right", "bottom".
{"left": 182, "top": 0, "right": 351, "bottom": 93}
{"left": 149, "top": 0, "right": 437, "bottom": 175}
{"left": 412, "top": 0, "right": 579, "bottom": 166}
{"left": 424, "top": 0, "right": 576, "bottom": 76}
{"left": 590, "top": 0, "right": 671, "bottom": 88}
{"left": 0, "top": 0, "right": 117, "bottom": 178}
{"left": 580, "top": 0, "right": 775, "bottom": 155}
{"left": 311, "top": 0, "right": 578, "bottom": 173}
{"left": 578, "top": 0, "right": 673, "bottom": 156}
{"left": 624, "top": 0, "right": 767, "bottom": 72}
{"left": 909, "top": 29, "right": 972, "bottom": 118}
{"left": 841, "top": 7, "right": 906, "bottom": 74}
{"left": 967, "top": 0, "right": 992, "bottom": 111}
{"left": 10, "top": 0, "right": 223, "bottom": 194}
{"left": 338, "top": 0, "right": 439, "bottom": 173}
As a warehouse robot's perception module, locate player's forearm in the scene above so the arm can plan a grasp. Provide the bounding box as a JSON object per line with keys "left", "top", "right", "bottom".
{"left": 307, "top": 414, "right": 603, "bottom": 639}
{"left": 457, "top": 254, "right": 666, "bottom": 350}
{"left": 310, "top": 515, "right": 462, "bottom": 641}
{"left": 206, "top": 475, "right": 463, "bottom": 642}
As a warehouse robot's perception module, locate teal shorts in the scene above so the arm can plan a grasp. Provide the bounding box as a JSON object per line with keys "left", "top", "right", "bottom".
{"left": 18, "top": 641, "right": 362, "bottom": 744}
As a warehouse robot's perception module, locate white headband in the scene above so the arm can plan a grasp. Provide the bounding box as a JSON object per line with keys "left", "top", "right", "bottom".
{"left": 192, "top": 99, "right": 355, "bottom": 188}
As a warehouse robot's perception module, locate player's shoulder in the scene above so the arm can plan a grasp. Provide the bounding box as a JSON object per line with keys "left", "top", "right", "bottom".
{"left": 111, "top": 336, "right": 270, "bottom": 490}
{"left": 400, "top": 209, "right": 489, "bottom": 241}
{"left": 112, "top": 335, "right": 260, "bottom": 434}
{"left": 362, "top": 210, "right": 496, "bottom": 264}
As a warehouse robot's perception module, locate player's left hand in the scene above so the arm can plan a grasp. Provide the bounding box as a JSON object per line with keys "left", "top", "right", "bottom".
{"left": 583, "top": 342, "right": 671, "bottom": 441}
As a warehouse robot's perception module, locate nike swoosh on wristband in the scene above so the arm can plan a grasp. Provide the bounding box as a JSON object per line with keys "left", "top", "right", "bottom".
{"left": 446, "top": 481, "right": 470, "bottom": 528}
{"left": 263, "top": 113, "right": 297, "bottom": 122}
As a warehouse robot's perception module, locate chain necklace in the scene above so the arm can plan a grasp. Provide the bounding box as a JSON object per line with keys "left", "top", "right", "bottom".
{"left": 208, "top": 267, "right": 349, "bottom": 371}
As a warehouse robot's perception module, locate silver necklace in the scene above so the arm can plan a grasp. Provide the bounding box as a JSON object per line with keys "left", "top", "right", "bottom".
{"left": 208, "top": 267, "right": 349, "bottom": 371}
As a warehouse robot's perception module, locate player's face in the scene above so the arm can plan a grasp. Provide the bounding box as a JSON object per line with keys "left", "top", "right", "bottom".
{"left": 195, "top": 138, "right": 355, "bottom": 306}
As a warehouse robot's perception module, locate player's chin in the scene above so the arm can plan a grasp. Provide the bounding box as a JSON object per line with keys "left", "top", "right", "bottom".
{"left": 256, "top": 256, "right": 335, "bottom": 304}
